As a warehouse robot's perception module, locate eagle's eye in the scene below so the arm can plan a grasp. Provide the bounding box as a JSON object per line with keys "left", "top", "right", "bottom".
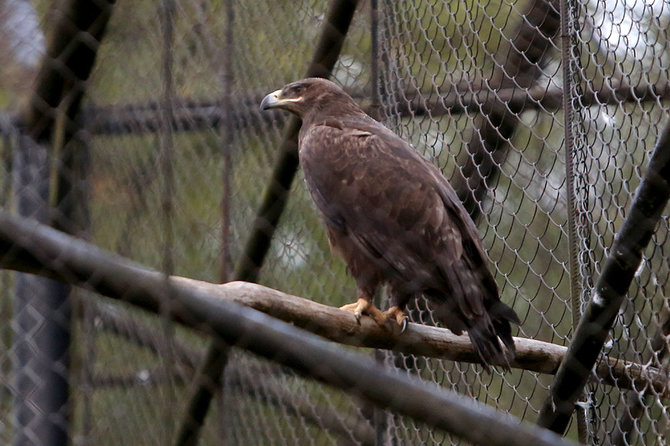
{"left": 289, "top": 84, "right": 305, "bottom": 95}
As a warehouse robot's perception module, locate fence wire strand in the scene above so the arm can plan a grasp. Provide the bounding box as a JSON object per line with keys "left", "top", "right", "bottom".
{"left": 1, "top": 0, "right": 669, "bottom": 444}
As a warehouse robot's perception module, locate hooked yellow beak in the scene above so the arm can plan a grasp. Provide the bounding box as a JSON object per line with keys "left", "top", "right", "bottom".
{"left": 260, "top": 89, "right": 281, "bottom": 110}
{"left": 260, "top": 89, "right": 302, "bottom": 111}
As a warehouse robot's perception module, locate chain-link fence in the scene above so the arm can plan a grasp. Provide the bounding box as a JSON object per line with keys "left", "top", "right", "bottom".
{"left": 0, "top": 0, "right": 669, "bottom": 444}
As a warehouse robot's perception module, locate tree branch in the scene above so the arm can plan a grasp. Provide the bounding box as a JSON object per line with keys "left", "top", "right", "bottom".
{"left": 173, "top": 279, "right": 670, "bottom": 399}
{"left": 1, "top": 210, "right": 668, "bottom": 398}
{"left": 0, "top": 210, "right": 576, "bottom": 446}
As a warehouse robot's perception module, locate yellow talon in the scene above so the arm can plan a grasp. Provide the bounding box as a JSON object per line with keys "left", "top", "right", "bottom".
{"left": 340, "top": 298, "right": 387, "bottom": 326}
{"left": 384, "top": 306, "right": 408, "bottom": 333}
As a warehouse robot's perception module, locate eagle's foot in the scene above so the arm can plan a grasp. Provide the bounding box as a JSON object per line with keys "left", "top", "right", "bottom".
{"left": 384, "top": 306, "right": 408, "bottom": 333}
{"left": 340, "top": 298, "right": 386, "bottom": 326}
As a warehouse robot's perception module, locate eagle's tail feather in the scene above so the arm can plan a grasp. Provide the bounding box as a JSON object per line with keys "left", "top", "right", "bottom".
{"left": 490, "top": 300, "right": 520, "bottom": 350}
{"left": 468, "top": 301, "right": 519, "bottom": 371}
{"left": 468, "top": 320, "right": 507, "bottom": 372}
{"left": 428, "top": 260, "right": 520, "bottom": 371}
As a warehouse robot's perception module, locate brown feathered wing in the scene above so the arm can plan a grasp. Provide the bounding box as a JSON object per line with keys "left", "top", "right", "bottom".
{"left": 299, "top": 115, "right": 519, "bottom": 367}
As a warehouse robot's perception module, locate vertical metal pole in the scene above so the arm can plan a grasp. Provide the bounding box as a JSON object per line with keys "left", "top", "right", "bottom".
{"left": 220, "top": 0, "right": 235, "bottom": 284}
{"left": 560, "top": 0, "right": 580, "bottom": 341}
{"left": 1, "top": 123, "right": 15, "bottom": 416}
{"left": 81, "top": 298, "right": 96, "bottom": 446}
{"left": 369, "top": 2, "right": 392, "bottom": 445}
{"left": 67, "top": 130, "right": 93, "bottom": 446}
{"left": 370, "top": 0, "right": 380, "bottom": 121}
{"left": 12, "top": 136, "right": 71, "bottom": 446}
{"left": 559, "top": 0, "right": 590, "bottom": 440}
{"left": 159, "top": 0, "right": 176, "bottom": 277}
{"left": 159, "top": 0, "right": 179, "bottom": 443}
{"left": 221, "top": 0, "right": 235, "bottom": 282}
{"left": 218, "top": 2, "right": 235, "bottom": 443}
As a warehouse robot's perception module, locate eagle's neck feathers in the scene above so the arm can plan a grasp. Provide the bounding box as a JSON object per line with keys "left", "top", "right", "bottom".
{"left": 300, "top": 95, "right": 366, "bottom": 128}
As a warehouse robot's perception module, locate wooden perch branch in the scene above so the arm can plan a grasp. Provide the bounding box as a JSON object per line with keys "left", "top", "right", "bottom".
{"left": 75, "top": 274, "right": 670, "bottom": 400}
{"left": 0, "top": 210, "right": 667, "bottom": 398}
{"left": 169, "top": 279, "right": 668, "bottom": 398}
{"left": 0, "top": 211, "right": 576, "bottom": 446}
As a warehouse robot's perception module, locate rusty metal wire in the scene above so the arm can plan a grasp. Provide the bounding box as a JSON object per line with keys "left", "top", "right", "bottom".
{"left": 0, "top": 0, "right": 669, "bottom": 444}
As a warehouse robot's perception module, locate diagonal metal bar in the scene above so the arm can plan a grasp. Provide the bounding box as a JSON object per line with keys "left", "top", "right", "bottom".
{"left": 537, "top": 118, "right": 670, "bottom": 434}
{"left": 173, "top": 1, "right": 360, "bottom": 445}
{"left": 0, "top": 210, "right": 577, "bottom": 446}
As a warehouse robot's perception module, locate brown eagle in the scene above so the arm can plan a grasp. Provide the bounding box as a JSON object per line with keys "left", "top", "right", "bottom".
{"left": 261, "top": 78, "right": 519, "bottom": 368}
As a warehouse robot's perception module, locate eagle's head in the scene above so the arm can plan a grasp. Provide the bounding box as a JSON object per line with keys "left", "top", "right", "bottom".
{"left": 260, "top": 78, "right": 360, "bottom": 120}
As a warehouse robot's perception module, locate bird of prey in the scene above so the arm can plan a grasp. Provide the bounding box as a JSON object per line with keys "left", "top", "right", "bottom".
{"left": 261, "top": 78, "right": 519, "bottom": 368}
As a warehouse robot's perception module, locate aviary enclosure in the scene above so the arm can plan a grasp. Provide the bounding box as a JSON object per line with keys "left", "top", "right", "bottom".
{"left": 0, "top": 0, "right": 669, "bottom": 445}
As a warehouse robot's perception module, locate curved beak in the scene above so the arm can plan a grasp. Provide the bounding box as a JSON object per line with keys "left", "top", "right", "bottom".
{"left": 260, "top": 90, "right": 282, "bottom": 111}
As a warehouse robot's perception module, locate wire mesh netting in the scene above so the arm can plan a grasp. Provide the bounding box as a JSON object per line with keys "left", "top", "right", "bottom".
{"left": 0, "top": 0, "right": 669, "bottom": 444}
